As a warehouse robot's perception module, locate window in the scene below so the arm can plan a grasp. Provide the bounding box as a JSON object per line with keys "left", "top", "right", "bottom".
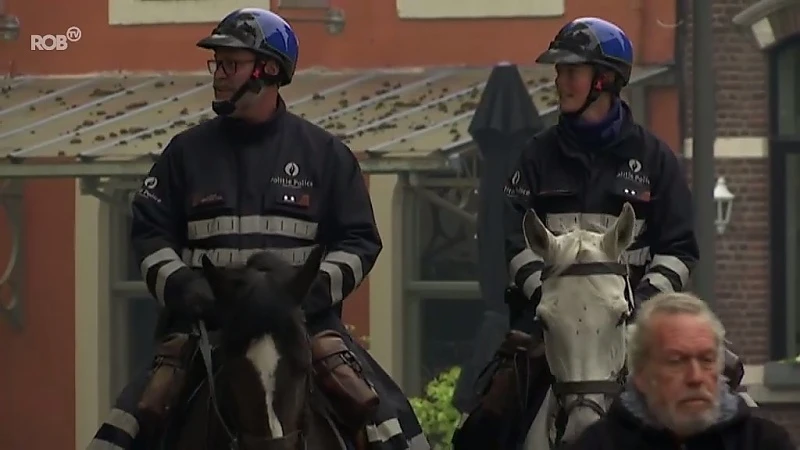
{"left": 109, "top": 210, "right": 160, "bottom": 396}
{"left": 420, "top": 298, "right": 484, "bottom": 384}
{"left": 785, "top": 154, "right": 800, "bottom": 357}
{"left": 396, "top": 0, "right": 564, "bottom": 19}
{"left": 109, "top": 0, "right": 265, "bottom": 25}
{"left": 278, "top": 0, "right": 329, "bottom": 7}
{"left": 775, "top": 41, "right": 800, "bottom": 135}
{"left": 417, "top": 186, "right": 478, "bottom": 281}
{"left": 769, "top": 37, "right": 800, "bottom": 359}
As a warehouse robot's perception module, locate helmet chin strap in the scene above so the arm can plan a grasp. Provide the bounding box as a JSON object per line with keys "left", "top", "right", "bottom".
{"left": 212, "top": 61, "right": 283, "bottom": 116}
{"left": 212, "top": 77, "right": 263, "bottom": 116}
{"left": 562, "top": 66, "right": 613, "bottom": 119}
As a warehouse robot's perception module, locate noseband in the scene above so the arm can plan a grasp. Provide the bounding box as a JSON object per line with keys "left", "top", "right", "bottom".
{"left": 539, "top": 261, "right": 632, "bottom": 448}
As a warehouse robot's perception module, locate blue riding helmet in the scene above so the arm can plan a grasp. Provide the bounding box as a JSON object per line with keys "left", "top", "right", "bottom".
{"left": 536, "top": 17, "right": 633, "bottom": 89}
{"left": 197, "top": 8, "right": 299, "bottom": 86}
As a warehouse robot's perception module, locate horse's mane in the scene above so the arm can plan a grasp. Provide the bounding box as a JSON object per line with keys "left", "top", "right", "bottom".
{"left": 246, "top": 251, "right": 297, "bottom": 281}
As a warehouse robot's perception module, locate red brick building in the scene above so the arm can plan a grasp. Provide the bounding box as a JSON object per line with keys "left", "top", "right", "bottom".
{"left": 0, "top": 0, "right": 798, "bottom": 448}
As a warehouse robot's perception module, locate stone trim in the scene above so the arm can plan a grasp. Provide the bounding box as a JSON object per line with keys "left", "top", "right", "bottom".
{"left": 743, "top": 364, "right": 800, "bottom": 403}
{"left": 682, "top": 137, "right": 768, "bottom": 159}
{"left": 732, "top": 0, "right": 800, "bottom": 49}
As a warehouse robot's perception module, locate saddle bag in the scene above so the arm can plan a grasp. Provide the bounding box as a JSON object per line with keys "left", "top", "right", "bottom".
{"left": 480, "top": 330, "right": 540, "bottom": 415}
{"left": 311, "top": 331, "right": 379, "bottom": 431}
{"left": 137, "top": 332, "right": 198, "bottom": 431}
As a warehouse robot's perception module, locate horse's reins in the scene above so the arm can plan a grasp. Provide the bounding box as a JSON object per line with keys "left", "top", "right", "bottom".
{"left": 539, "top": 261, "right": 633, "bottom": 449}
{"left": 197, "top": 321, "right": 241, "bottom": 448}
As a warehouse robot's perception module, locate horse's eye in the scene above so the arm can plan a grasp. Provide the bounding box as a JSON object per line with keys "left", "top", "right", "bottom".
{"left": 616, "top": 312, "right": 629, "bottom": 327}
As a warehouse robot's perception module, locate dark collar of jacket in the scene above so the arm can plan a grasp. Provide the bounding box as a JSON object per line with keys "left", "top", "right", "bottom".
{"left": 555, "top": 99, "right": 641, "bottom": 161}
{"left": 594, "top": 380, "right": 778, "bottom": 449}
{"left": 218, "top": 95, "right": 288, "bottom": 143}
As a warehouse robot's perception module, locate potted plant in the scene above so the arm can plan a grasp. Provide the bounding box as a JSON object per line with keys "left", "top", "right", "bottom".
{"left": 409, "top": 367, "right": 462, "bottom": 450}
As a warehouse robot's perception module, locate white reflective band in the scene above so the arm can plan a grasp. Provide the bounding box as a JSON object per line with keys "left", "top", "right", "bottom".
{"left": 545, "top": 213, "right": 646, "bottom": 236}
{"left": 642, "top": 272, "right": 675, "bottom": 293}
{"left": 521, "top": 270, "right": 542, "bottom": 299}
{"left": 187, "top": 215, "right": 318, "bottom": 241}
{"left": 509, "top": 248, "right": 543, "bottom": 279}
{"left": 456, "top": 412, "right": 470, "bottom": 429}
{"left": 320, "top": 261, "right": 344, "bottom": 304}
{"left": 408, "top": 432, "right": 430, "bottom": 450}
{"left": 86, "top": 441, "right": 125, "bottom": 450}
{"left": 105, "top": 408, "right": 139, "bottom": 435}
{"left": 324, "top": 251, "right": 364, "bottom": 285}
{"left": 365, "top": 418, "right": 403, "bottom": 443}
{"left": 182, "top": 246, "right": 315, "bottom": 267}
{"left": 319, "top": 251, "right": 364, "bottom": 304}
{"left": 155, "top": 260, "right": 187, "bottom": 305}
{"left": 85, "top": 408, "right": 139, "bottom": 449}
{"left": 622, "top": 246, "right": 650, "bottom": 266}
{"left": 738, "top": 392, "right": 758, "bottom": 407}
{"left": 140, "top": 247, "right": 181, "bottom": 279}
{"left": 650, "top": 254, "right": 690, "bottom": 286}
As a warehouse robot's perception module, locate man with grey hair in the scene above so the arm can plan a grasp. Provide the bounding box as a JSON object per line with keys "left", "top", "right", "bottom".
{"left": 567, "top": 292, "right": 795, "bottom": 449}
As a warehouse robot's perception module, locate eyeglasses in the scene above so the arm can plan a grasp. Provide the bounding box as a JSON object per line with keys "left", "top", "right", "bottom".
{"left": 207, "top": 59, "right": 255, "bottom": 76}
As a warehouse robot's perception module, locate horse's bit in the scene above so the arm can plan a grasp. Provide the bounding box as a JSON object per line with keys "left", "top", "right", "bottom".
{"left": 539, "top": 261, "right": 633, "bottom": 449}
{"left": 196, "top": 321, "right": 308, "bottom": 450}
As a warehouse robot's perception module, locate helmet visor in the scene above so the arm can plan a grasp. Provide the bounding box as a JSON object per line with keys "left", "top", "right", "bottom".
{"left": 535, "top": 48, "right": 590, "bottom": 65}
{"left": 196, "top": 34, "right": 253, "bottom": 50}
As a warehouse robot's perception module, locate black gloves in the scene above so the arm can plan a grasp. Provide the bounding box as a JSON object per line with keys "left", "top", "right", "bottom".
{"left": 505, "top": 286, "right": 543, "bottom": 336}
{"left": 170, "top": 277, "right": 216, "bottom": 322}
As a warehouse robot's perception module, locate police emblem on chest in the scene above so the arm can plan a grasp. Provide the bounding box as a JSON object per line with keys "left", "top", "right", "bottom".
{"left": 271, "top": 161, "right": 314, "bottom": 207}
{"left": 616, "top": 158, "right": 651, "bottom": 200}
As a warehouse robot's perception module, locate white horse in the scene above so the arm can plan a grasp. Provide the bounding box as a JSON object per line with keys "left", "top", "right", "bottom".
{"left": 522, "top": 203, "right": 637, "bottom": 449}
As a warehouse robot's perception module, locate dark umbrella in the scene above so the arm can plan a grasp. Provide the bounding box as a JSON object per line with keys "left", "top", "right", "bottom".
{"left": 452, "top": 62, "right": 545, "bottom": 412}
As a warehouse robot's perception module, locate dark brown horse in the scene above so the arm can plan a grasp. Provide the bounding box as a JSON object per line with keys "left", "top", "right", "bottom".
{"left": 167, "top": 246, "right": 357, "bottom": 450}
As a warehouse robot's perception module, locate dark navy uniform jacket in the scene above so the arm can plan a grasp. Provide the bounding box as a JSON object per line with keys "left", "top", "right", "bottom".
{"left": 131, "top": 98, "right": 382, "bottom": 318}
{"left": 504, "top": 101, "right": 698, "bottom": 305}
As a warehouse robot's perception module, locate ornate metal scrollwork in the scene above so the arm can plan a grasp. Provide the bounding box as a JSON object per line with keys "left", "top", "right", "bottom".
{"left": 0, "top": 180, "right": 24, "bottom": 330}
{"left": 418, "top": 184, "right": 478, "bottom": 281}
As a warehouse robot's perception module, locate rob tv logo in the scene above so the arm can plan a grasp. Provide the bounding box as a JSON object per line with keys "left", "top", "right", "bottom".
{"left": 30, "top": 26, "right": 82, "bottom": 51}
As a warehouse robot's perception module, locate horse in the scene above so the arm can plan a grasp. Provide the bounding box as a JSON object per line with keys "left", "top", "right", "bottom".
{"left": 165, "top": 246, "right": 360, "bottom": 450}
{"left": 520, "top": 202, "right": 638, "bottom": 449}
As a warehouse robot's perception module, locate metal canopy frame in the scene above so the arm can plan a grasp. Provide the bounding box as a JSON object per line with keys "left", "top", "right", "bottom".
{"left": 0, "top": 65, "right": 675, "bottom": 360}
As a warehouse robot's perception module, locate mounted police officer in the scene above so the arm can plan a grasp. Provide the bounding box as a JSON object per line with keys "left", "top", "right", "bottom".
{"left": 87, "top": 8, "right": 428, "bottom": 450}
{"left": 453, "top": 17, "right": 744, "bottom": 449}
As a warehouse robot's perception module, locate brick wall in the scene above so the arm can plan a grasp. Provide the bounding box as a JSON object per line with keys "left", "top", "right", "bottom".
{"left": 683, "top": 0, "right": 800, "bottom": 443}
{"left": 682, "top": 158, "right": 770, "bottom": 363}
{"left": 683, "top": 0, "right": 768, "bottom": 137}
{"left": 683, "top": 0, "right": 773, "bottom": 363}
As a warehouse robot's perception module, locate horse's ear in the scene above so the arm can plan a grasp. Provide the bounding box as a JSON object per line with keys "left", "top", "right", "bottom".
{"left": 201, "top": 254, "right": 219, "bottom": 279}
{"left": 523, "top": 209, "right": 555, "bottom": 258}
{"left": 603, "top": 202, "right": 637, "bottom": 259}
{"left": 286, "top": 246, "right": 324, "bottom": 302}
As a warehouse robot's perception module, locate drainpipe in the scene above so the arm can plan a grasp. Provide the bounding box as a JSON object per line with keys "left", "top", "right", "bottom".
{"left": 676, "top": 0, "right": 687, "bottom": 154}
{"left": 0, "top": 0, "right": 21, "bottom": 78}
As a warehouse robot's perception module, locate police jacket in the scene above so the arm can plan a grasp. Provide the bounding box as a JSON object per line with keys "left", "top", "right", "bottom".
{"left": 504, "top": 102, "right": 698, "bottom": 305}
{"left": 131, "top": 98, "right": 382, "bottom": 317}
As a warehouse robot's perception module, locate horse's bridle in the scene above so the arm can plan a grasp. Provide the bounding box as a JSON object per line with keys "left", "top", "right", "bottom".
{"left": 196, "top": 322, "right": 309, "bottom": 450}
{"left": 539, "top": 261, "right": 633, "bottom": 449}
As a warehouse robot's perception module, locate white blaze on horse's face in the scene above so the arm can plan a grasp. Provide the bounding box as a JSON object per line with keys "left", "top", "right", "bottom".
{"left": 523, "top": 203, "right": 637, "bottom": 443}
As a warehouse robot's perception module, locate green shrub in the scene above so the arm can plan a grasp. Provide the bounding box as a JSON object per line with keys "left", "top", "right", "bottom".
{"left": 409, "top": 366, "right": 462, "bottom": 449}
